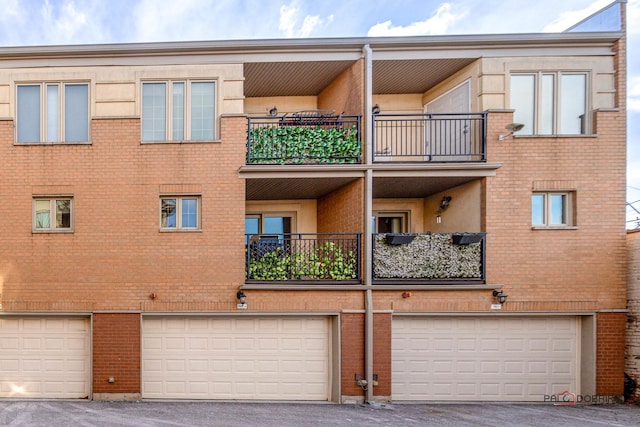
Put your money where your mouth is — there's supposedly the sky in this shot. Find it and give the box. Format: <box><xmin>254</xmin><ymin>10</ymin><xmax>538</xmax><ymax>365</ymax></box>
<box><xmin>0</xmin><ymin>0</ymin><xmax>638</xmax><ymax>227</ymax></box>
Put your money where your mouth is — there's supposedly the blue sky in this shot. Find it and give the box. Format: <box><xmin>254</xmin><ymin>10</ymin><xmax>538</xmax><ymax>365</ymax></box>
<box><xmin>0</xmin><ymin>0</ymin><xmax>638</xmax><ymax>227</ymax></box>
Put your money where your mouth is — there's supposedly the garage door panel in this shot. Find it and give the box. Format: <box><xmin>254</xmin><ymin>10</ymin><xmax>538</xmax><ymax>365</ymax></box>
<box><xmin>142</xmin><ymin>316</ymin><xmax>329</xmax><ymax>400</ymax></box>
<box><xmin>392</xmin><ymin>316</ymin><xmax>578</xmax><ymax>401</ymax></box>
<box><xmin>0</xmin><ymin>317</ymin><xmax>90</xmax><ymax>399</ymax></box>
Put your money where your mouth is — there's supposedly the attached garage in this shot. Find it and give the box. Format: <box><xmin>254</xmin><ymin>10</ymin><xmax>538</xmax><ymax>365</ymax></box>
<box><xmin>142</xmin><ymin>316</ymin><xmax>332</xmax><ymax>400</ymax></box>
<box><xmin>0</xmin><ymin>316</ymin><xmax>91</xmax><ymax>399</ymax></box>
<box><xmin>392</xmin><ymin>316</ymin><xmax>578</xmax><ymax>401</ymax></box>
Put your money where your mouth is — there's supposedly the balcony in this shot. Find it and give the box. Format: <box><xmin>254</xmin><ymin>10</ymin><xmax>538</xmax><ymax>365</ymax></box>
<box><xmin>372</xmin><ymin>232</ymin><xmax>485</xmax><ymax>283</ymax></box>
<box><xmin>246</xmin><ymin>233</ymin><xmax>361</xmax><ymax>283</ymax></box>
<box><xmin>372</xmin><ymin>113</ymin><xmax>487</xmax><ymax>162</ymax></box>
<box><xmin>247</xmin><ymin>111</ymin><xmax>361</xmax><ymax>165</ymax></box>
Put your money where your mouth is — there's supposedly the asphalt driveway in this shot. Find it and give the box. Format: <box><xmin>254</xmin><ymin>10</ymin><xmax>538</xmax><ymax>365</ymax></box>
<box><xmin>0</xmin><ymin>401</ymin><xmax>639</xmax><ymax>427</ymax></box>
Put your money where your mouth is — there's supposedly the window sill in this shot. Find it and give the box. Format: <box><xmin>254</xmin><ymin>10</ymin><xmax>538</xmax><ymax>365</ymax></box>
<box><xmin>514</xmin><ymin>134</ymin><xmax>597</xmax><ymax>139</ymax></box>
<box><xmin>15</xmin><ymin>141</ymin><xmax>91</xmax><ymax>146</ymax></box>
<box><xmin>531</xmin><ymin>226</ymin><xmax>578</xmax><ymax>230</ymax></box>
<box><xmin>32</xmin><ymin>230</ymin><xmax>74</xmax><ymax>234</ymax></box>
<box><xmin>159</xmin><ymin>229</ymin><xmax>202</xmax><ymax>233</ymax></box>
<box><xmin>141</xmin><ymin>140</ymin><xmax>221</xmax><ymax>145</ymax></box>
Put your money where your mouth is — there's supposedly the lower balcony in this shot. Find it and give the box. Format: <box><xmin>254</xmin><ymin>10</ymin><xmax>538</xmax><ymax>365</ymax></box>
<box><xmin>372</xmin><ymin>232</ymin><xmax>485</xmax><ymax>284</ymax></box>
<box><xmin>246</xmin><ymin>233</ymin><xmax>361</xmax><ymax>283</ymax></box>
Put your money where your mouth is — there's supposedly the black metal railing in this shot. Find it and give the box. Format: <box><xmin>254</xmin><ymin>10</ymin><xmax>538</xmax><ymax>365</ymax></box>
<box><xmin>247</xmin><ymin>113</ymin><xmax>361</xmax><ymax>164</ymax></box>
<box><xmin>372</xmin><ymin>113</ymin><xmax>487</xmax><ymax>162</ymax></box>
<box><xmin>246</xmin><ymin>233</ymin><xmax>361</xmax><ymax>281</ymax></box>
<box><xmin>372</xmin><ymin>232</ymin><xmax>485</xmax><ymax>282</ymax></box>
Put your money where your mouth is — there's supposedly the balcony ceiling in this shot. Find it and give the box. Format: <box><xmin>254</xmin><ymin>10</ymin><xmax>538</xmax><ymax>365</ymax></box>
<box><xmin>246</xmin><ymin>177</ymin><xmax>361</xmax><ymax>200</ymax></box>
<box><xmin>244</xmin><ymin>57</ymin><xmax>476</xmax><ymax>97</ymax></box>
<box><xmin>373</xmin><ymin>176</ymin><xmax>478</xmax><ymax>199</ymax></box>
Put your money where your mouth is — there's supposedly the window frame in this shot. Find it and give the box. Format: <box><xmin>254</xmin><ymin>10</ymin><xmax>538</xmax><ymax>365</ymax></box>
<box><xmin>16</xmin><ymin>82</ymin><xmax>90</xmax><ymax>144</ymax></box>
<box><xmin>531</xmin><ymin>191</ymin><xmax>576</xmax><ymax>228</ymax></box>
<box><xmin>159</xmin><ymin>196</ymin><xmax>201</xmax><ymax>231</ymax></box>
<box><xmin>510</xmin><ymin>71</ymin><xmax>589</xmax><ymax>136</ymax></box>
<box><xmin>141</xmin><ymin>79</ymin><xmax>217</xmax><ymax>142</ymax></box>
<box><xmin>32</xmin><ymin>197</ymin><xmax>74</xmax><ymax>233</ymax></box>
<box><xmin>373</xmin><ymin>211</ymin><xmax>409</xmax><ymax>233</ymax></box>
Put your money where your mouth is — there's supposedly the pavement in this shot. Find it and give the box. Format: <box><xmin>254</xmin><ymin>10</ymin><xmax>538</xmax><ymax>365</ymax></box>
<box><xmin>0</xmin><ymin>401</ymin><xmax>639</xmax><ymax>427</ymax></box>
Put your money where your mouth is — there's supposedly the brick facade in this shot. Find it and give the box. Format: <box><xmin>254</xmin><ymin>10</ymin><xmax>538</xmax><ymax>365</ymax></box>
<box><xmin>92</xmin><ymin>313</ymin><xmax>141</xmax><ymax>395</ymax></box>
<box><xmin>597</xmin><ymin>312</ymin><xmax>626</xmax><ymax>396</ymax></box>
<box><xmin>0</xmin><ymin>12</ymin><xmax>628</xmax><ymax>402</ymax></box>
<box><xmin>627</xmin><ymin>230</ymin><xmax>640</xmax><ymax>400</ymax></box>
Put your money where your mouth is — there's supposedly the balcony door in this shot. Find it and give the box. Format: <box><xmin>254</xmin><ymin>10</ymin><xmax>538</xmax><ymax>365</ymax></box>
<box><xmin>425</xmin><ymin>79</ymin><xmax>471</xmax><ymax>161</ymax></box>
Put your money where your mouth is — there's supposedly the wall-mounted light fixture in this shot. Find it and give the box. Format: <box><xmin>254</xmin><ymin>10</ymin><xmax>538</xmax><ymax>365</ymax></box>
<box><xmin>268</xmin><ymin>106</ymin><xmax>278</xmax><ymax>117</ymax></box>
<box><xmin>436</xmin><ymin>196</ymin><xmax>452</xmax><ymax>224</ymax></box>
<box><xmin>372</xmin><ymin>104</ymin><xmax>381</xmax><ymax>115</ymax></box>
<box><xmin>492</xmin><ymin>290</ymin><xmax>508</xmax><ymax>304</ymax></box>
<box><xmin>236</xmin><ymin>291</ymin><xmax>247</xmax><ymax>304</ymax></box>
<box><xmin>498</xmin><ymin>123</ymin><xmax>524</xmax><ymax>140</ymax></box>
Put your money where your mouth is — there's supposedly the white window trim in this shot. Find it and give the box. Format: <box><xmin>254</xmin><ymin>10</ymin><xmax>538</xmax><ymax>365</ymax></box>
<box><xmin>16</xmin><ymin>82</ymin><xmax>90</xmax><ymax>144</ymax></box>
<box><xmin>531</xmin><ymin>191</ymin><xmax>577</xmax><ymax>229</ymax></box>
<box><xmin>510</xmin><ymin>71</ymin><xmax>590</xmax><ymax>136</ymax></box>
<box><xmin>159</xmin><ymin>196</ymin><xmax>201</xmax><ymax>232</ymax></box>
<box><xmin>32</xmin><ymin>197</ymin><xmax>74</xmax><ymax>233</ymax></box>
<box><xmin>141</xmin><ymin>79</ymin><xmax>217</xmax><ymax>143</ymax></box>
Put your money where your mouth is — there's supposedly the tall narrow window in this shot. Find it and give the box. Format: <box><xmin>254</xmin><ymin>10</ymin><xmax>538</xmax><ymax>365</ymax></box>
<box><xmin>510</xmin><ymin>72</ymin><xmax>587</xmax><ymax>135</ymax></box>
<box><xmin>17</xmin><ymin>82</ymin><xmax>89</xmax><ymax>143</ymax></box>
<box><xmin>142</xmin><ymin>80</ymin><xmax>216</xmax><ymax>142</ymax></box>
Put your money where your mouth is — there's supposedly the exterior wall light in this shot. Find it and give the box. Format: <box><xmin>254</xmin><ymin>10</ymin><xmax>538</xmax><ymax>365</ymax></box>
<box><xmin>498</xmin><ymin>122</ymin><xmax>524</xmax><ymax>140</ymax></box>
<box><xmin>236</xmin><ymin>291</ymin><xmax>247</xmax><ymax>304</ymax></box>
<box><xmin>268</xmin><ymin>106</ymin><xmax>278</xmax><ymax>116</ymax></box>
<box><xmin>372</xmin><ymin>104</ymin><xmax>381</xmax><ymax>115</ymax></box>
<box><xmin>493</xmin><ymin>290</ymin><xmax>508</xmax><ymax>304</ymax></box>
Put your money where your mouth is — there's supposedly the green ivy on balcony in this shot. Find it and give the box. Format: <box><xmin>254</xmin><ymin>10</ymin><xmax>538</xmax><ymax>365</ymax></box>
<box><xmin>247</xmin><ymin>242</ymin><xmax>358</xmax><ymax>281</ymax></box>
<box><xmin>373</xmin><ymin>233</ymin><xmax>483</xmax><ymax>279</ymax></box>
<box><xmin>248</xmin><ymin>125</ymin><xmax>360</xmax><ymax>164</ymax></box>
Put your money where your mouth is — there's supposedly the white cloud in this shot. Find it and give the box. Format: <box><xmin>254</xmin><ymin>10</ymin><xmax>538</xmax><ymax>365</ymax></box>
<box><xmin>278</xmin><ymin>1</ymin><xmax>333</xmax><ymax>38</ymax></box>
<box><xmin>628</xmin><ymin>0</ymin><xmax>640</xmax><ymax>36</ymax></box>
<box><xmin>629</xmin><ymin>76</ymin><xmax>640</xmax><ymax>112</ymax></box>
<box><xmin>367</xmin><ymin>3</ymin><xmax>466</xmax><ymax>37</ymax></box>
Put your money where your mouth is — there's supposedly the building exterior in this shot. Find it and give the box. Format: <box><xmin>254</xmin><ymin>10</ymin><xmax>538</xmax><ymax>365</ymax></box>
<box><xmin>627</xmin><ymin>229</ymin><xmax>640</xmax><ymax>401</ymax></box>
<box><xmin>0</xmin><ymin>2</ymin><xmax>628</xmax><ymax>402</ymax></box>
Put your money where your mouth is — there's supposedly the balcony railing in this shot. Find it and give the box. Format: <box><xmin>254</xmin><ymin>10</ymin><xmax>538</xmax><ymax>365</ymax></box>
<box><xmin>372</xmin><ymin>113</ymin><xmax>487</xmax><ymax>162</ymax></box>
<box><xmin>246</xmin><ymin>233</ymin><xmax>361</xmax><ymax>282</ymax></box>
<box><xmin>247</xmin><ymin>111</ymin><xmax>361</xmax><ymax>164</ymax></box>
<box><xmin>372</xmin><ymin>232</ymin><xmax>485</xmax><ymax>283</ymax></box>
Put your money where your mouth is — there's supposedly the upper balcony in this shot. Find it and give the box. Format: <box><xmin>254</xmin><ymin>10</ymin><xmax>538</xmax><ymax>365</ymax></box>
<box><xmin>372</xmin><ymin>112</ymin><xmax>487</xmax><ymax>163</ymax></box>
<box><xmin>246</xmin><ymin>110</ymin><xmax>361</xmax><ymax>165</ymax></box>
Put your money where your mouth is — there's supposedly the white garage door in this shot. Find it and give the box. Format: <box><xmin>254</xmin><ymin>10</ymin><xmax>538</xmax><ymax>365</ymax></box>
<box><xmin>142</xmin><ymin>316</ymin><xmax>330</xmax><ymax>400</ymax></box>
<box><xmin>0</xmin><ymin>316</ymin><xmax>90</xmax><ymax>399</ymax></box>
<box><xmin>392</xmin><ymin>316</ymin><xmax>578</xmax><ymax>401</ymax></box>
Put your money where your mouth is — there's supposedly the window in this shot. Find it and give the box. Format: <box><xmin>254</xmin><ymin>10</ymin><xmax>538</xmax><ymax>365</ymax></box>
<box><xmin>532</xmin><ymin>192</ymin><xmax>575</xmax><ymax>227</ymax></box>
<box><xmin>142</xmin><ymin>81</ymin><xmax>216</xmax><ymax>142</ymax></box>
<box><xmin>33</xmin><ymin>198</ymin><xmax>73</xmax><ymax>231</ymax></box>
<box><xmin>511</xmin><ymin>72</ymin><xmax>587</xmax><ymax>135</ymax></box>
<box><xmin>17</xmin><ymin>83</ymin><xmax>89</xmax><ymax>143</ymax></box>
<box><xmin>373</xmin><ymin>212</ymin><xmax>408</xmax><ymax>233</ymax></box>
<box><xmin>160</xmin><ymin>196</ymin><xmax>200</xmax><ymax>230</ymax></box>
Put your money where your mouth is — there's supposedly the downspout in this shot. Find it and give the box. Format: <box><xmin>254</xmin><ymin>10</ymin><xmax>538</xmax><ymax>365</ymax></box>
<box><xmin>362</xmin><ymin>43</ymin><xmax>374</xmax><ymax>404</ymax></box>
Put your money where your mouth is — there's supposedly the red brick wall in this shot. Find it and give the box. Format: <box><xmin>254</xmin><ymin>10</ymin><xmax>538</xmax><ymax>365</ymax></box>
<box><xmin>93</xmin><ymin>313</ymin><xmax>140</xmax><ymax>393</ymax></box>
<box><xmin>626</xmin><ymin>230</ymin><xmax>640</xmax><ymax>401</ymax></box>
<box><xmin>0</xmin><ymin>116</ymin><xmax>246</xmax><ymax>312</ymax></box>
<box><xmin>597</xmin><ymin>311</ymin><xmax>626</xmax><ymax>396</ymax></box>
<box><xmin>318</xmin><ymin>59</ymin><xmax>364</xmax><ymax>116</ymax></box>
<box><xmin>373</xmin><ymin>313</ymin><xmax>391</xmax><ymax>396</ymax></box>
<box><xmin>341</xmin><ymin>312</ymin><xmax>365</xmax><ymax>397</ymax></box>
<box><xmin>317</xmin><ymin>179</ymin><xmax>364</xmax><ymax>233</ymax></box>
<box><xmin>484</xmin><ymin>110</ymin><xmax>627</xmax><ymax>312</ymax></box>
